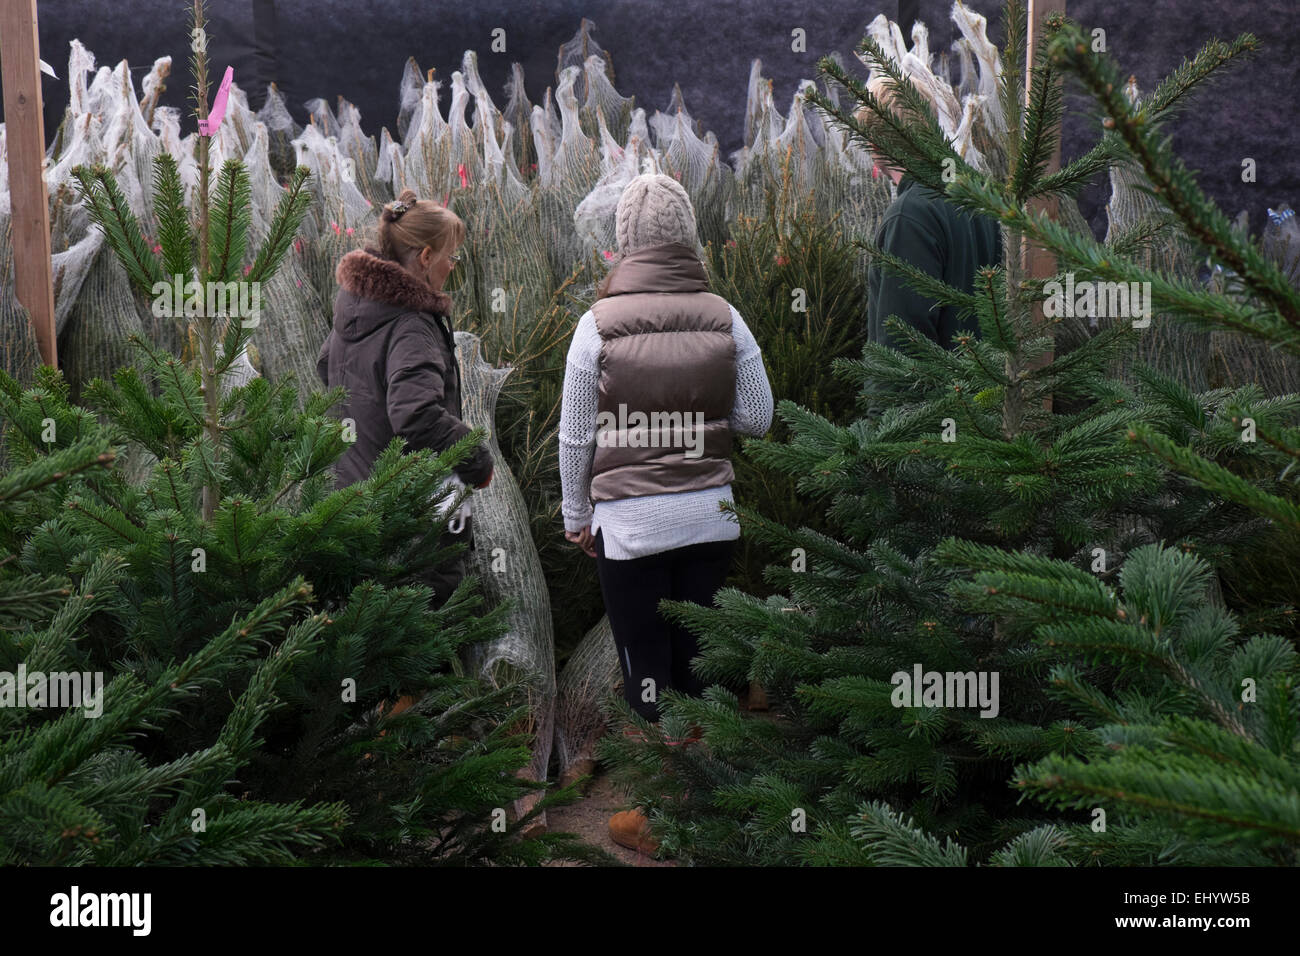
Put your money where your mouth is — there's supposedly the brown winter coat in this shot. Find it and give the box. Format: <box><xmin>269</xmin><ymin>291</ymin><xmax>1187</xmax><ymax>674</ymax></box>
<box><xmin>316</xmin><ymin>246</ymin><xmax>493</xmax><ymax>489</ymax></box>
<box><xmin>588</xmin><ymin>241</ymin><xmax>736</xmax><ymax>502</ymax></box>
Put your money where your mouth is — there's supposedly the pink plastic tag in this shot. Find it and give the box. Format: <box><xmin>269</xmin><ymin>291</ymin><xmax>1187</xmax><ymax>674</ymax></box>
<box><xmin>198</xmin><ymin>66</ymin><xmax>234</xmax><ymax>136</ymax></box>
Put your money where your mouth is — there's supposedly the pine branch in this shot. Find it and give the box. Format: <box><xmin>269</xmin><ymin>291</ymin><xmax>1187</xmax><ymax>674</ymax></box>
<box><xmin>245</xmin><ymin>165</ymin><xmax>314</xmax><ymax>286</ymax></box>
<box><xmin>1011</xmin><ymin>13</ymin><xmax>1067</xmax><ymax>204</ymax></box>
<box><xmin>206</xmin><ymin>159</ymin><xmax>252</xmax><ymax>284</ymax></box>
<box><xmin>1047</xmin><ymin>25</ymin><xmax>1300</xmax><ymax>333</ymax></box>
<box><xmin>854</xmin><ymin>238</ymin><xmax>986</xmax><ymax>317</ymax></box>
<box><xmin>947</xmin><ymin>172</ymin><xmax>1297</xmax><ymax>349</ymax></box>
<box><xmin>849</xmin><ymin>799</ymin><xmax>969</xmax><ymax>866</ymax></box>
<box><xmin>1129</xmin><ymin>425</ymin><xmax>1300</xmax><ymax>532</ymax></box>
<box><xmin>1018</xmin><ymin>749</ymin><xmax>1300</xmax><ymax>843</ymax></box>
<box><xmin>998</xmin><ymin>0</ymin><xmax>1028</xmax><ymax>153</ymax></box>
<box><xmin>69</xmin><ymin>164</ymin><xmax>167</xmax><ymax>295</ymax></box>
<box><xmin>1025</xmin><ymin>137</ymin><xmax>1125</xmax><ymax>200</ymax></box>
<box><xmin>0</xmin><ymin>440</ymin><xmax>115</xmax><ymax>505</ymax></box>
<box><xmin>1146</xmin><ymin>33</ymin><xmax>1260</xmax><ymax>123</ymax></box>
<box><xmin>151</xmin><ymin>151</ymin><xmax>197</xmax><ymax>284</ymax></box>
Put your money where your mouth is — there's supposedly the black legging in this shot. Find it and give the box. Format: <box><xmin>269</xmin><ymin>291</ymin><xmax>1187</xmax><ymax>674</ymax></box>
<box><xmin>594</xmin><ymin>528</ymin><xmax>736</xmax><ymax>721</ymax></box>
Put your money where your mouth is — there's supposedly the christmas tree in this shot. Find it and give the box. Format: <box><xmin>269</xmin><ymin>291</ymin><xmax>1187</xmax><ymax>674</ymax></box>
<box><xmin>920</xmin><ymin>14</ymin><xmax>1300</xmax><ymax>866</ymax></box>
<box><xmin>0</xmin><ymin>354</ymin><xmax>606</xmax><ymax>864</ymax></box>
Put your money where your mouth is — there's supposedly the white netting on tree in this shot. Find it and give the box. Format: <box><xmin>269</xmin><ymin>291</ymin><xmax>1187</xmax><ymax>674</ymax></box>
<box><xmin>139</xmin><ymin>55</ymin><xmax>172</xmax><ymax>125</ymax></box>
<box><xmin>304</xmin><ymin>96</ymin><xmax>340</xmax><ymax>138</ymax></box>
<box><xmin>58</xmin><ymin>234</ymin><xmax>148</xmax><ymax>400</ymax></box>
<box><xmin>65</xmin><ymin>39</ymin><xmax>98</xmax><ymax>116</ymax></box>
<box><xmin>242</xmin><ymin>123</ymin><xmax>286</xmax><ymax>245</ymax></box>
<box><xmin>373</xmin><ymin>125</ymin><xmax>400</xmax><ymax>190</ymax></box>
<box><xmin>447</xmin><ymin>69</ymin><xmax>484</xmax><ymax>193</ymax></box>
<box><xmin>502</xmin><ymin>62</ymin><xmax>535</xmax><ymax>177</ymax></box>
<box><xmin>455</xmin><ymin>331</ymin><xmax>557</xmax><ymax>798</ymax></box>
<box><xmin>656</xmin><ymin>87</ymin><xmax>735</xmax><ymax>248</ymax></box>
<box><xmin>948</xmin><ymin>5</ymin><xmax>1006</xmax><ymax>175</ymax></box>
<box><xmin>395</xmin><ymin>57</ymin><xmax>425</xmax><ymax>143</ymax></box>
<box><xmin>83</xmin><ymin>63</ymin><xmax>116</xmax><ymax>119</ymax></box>
<box><xmin>99</xmin><ymin>59</ymin><xmax>163</xmax><ymax>225</ymax></box>
<box><xmin>475</xmin><ymin>100</ymin><xmax>528</xmax><ymax>207</ymax></box>
<box><xmin>733</xmin><ymin>60</ymin><xmax>787</xmax><ymax>216</ymax></box>
<box><xmin>572</xmin><ymin>112</ymin><xmax>657</xmax><ymax>258</ymax></box>
<box><xmin>256</xmin><ymin>242</ymin><xmax>332</xmax><ymax>396</ymax></box>
<box><xmin>291</xmin><ymin>121</ymin><xmax>374</xmax><ymax>233</ymax></box>
<box><xmin>556</xmin><ymin>17</ymin><xmax>612</xmax><ymax>101</ymax></box>
<box><xmin>536</xmin><ymin>67</ymin><xmax>600</xmax><ymax>280</ymax></box>
<box><xmin>451</xmin><ymin>77</ymin><xmax>541</xmax><ymax>329</ymax></box>
<box><xmin>334</xmin><ymin>96</ymin><xmax>385</xmax><ymax>206</ymax></box>
<box><xmin>580</xmin><ymin>55</ymin><xmax>633</xmax><ymax>145</ymax></box>
<box><xmin>51</xmin><ymin>230</ymin><xmax>106</xmax><ymax>343</ymax></box>
<box><xmin>46</xmin><ymin>111</ymin><xmax>105</xmax><ymax>249</ymax></box>
<box><xmin>0</xmin><ymin>209</ymin><xmax>44</xmax><ymax>389</ymax></box>
<box><xmin>391</xmin><ymin>78</ymin><xmax>453</xmax><ymax>200</ymax></box>
<box><xmin>554</xmin><ymin>615</ymin><xmax>619</xmax><ymax>779</ymax></box>
<box><xmin>529</xmin><ymin>87</ymin><xmax>561</xmax><ymax>187</ymax></box>
<box><xmin>255</xmin><ymin>81</ymin><xmax>300</xmax><ymax>181</ymax></box>
<box><xmin>291</xmin><ymin>122</ymin><xmax>367</xmax><ymax>344</ymax></box>
<box><xmin>462</xmin><ymin>50</ymin><xmax>500</xmax><ymax>131</ymax></box>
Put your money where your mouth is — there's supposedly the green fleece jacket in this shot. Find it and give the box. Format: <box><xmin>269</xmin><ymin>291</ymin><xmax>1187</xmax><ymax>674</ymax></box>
<box><xmin>867</xmin><ymin>174</ymin><xmax>1002</xmax><ymax>349</ymax></box>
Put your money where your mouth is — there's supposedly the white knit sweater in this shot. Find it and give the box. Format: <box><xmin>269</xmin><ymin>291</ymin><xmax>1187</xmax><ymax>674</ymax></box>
<box><xmin>559</xmin><ymin>304</ymin><xmax>774</xmax><ymax>560</ymax></box>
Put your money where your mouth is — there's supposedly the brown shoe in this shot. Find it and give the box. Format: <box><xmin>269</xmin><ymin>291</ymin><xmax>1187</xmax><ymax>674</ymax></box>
<box><xmin>608</xmin><ymin>809</ymin><xmax>659</xmax><ymax>854</ymax></box>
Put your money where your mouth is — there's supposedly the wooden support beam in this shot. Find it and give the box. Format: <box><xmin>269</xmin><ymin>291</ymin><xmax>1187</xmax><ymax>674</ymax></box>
<box><xmin>0</xmin><ymin>0</ymin><xmax>57</xmax><ymax>367</ymax></box>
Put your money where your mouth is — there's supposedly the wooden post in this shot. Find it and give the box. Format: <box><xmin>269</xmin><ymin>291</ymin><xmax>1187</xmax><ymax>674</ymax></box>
<box><xmin>1023</xmin><ymin>0</ymin><xmax>1066</xmax><ymax>405</ymax></box>
<box><xmin>0</xmin><ymin>0</ymin><xmax>57</xmax><ymax>367</ymax></box>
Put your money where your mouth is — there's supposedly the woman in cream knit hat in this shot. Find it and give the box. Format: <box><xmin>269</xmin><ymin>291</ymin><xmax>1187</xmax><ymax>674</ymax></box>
<box><xmin>559</xmin><ymin>173</ymin><xmax>774</xmax><ymax>853</ymax></box>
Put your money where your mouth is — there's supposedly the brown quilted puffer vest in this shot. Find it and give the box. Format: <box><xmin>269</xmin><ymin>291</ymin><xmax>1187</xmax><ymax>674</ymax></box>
<box><xmin>589</xmin><ymin>241</ymin><xmax>735</xmax><ymax>502</ymax></box>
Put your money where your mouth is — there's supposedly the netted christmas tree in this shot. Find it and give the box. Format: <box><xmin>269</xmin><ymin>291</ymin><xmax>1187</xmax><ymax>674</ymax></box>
<box><xmin>597</xmin><ymin>0</ymin><xmax>1291</xmax><ymax>865</ymax></box>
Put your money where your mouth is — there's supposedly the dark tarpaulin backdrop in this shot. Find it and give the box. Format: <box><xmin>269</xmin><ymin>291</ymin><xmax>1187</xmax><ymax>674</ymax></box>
<box><xmin>11</xmin><ymin>0</ymin><xmax>1300</xmax><ymax>235</ymax></box>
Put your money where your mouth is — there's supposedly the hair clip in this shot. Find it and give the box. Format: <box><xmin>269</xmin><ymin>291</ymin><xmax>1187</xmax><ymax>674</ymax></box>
<box><xmin>390</xmin><ymin>200</ymin><xmax>411</xmax><ymax>217</ymax></box>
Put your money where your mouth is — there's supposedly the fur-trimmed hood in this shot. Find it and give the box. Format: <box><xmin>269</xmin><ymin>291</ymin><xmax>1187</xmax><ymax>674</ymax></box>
<box><xmin>318</xmin><ymin>246</ymin><xmax>492</xmax><ymax>490</ymax></box>
<box><xmin>333</xmin><ymin>245</ymin><xmax>452</xmax><ymax>342</ymax></box>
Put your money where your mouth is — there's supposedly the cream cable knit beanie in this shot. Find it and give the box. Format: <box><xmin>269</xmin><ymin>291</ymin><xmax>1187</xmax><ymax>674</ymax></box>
<box><xmin>614</xmin><ymin>173</ymin><xmax>699</xmax><ymax>254</ymax></box>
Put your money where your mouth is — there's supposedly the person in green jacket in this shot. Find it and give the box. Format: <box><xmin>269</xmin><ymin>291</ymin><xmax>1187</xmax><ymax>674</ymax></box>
<box><xmin>860</xmin><ymin>76</ymin><xmax>1002</xmax><ymax>349</ymax></box>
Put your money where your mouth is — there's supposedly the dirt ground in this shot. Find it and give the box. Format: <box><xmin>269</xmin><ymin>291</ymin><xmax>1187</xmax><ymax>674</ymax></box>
<box><xmin>540</xmin><ymin>685</ymin><xmax>772</xmax><ymax>865</ymax></box>
<box><xmin>544</xmin><ymin>770</ymin><xmax>677</xmax><ymax>867</ymax></box>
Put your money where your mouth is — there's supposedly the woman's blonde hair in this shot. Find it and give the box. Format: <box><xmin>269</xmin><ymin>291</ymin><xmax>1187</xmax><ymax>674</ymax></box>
<box><xmin>376</xmin><ymin>188</ymin><xmax>466</xmax><ymax>265</ymax></box>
